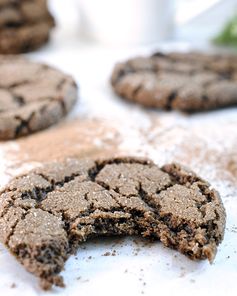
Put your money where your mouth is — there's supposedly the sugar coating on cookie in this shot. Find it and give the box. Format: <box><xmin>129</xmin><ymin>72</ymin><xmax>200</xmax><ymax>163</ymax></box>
<box><xmin>111</xmin><ymin>52</ymin><xmax>237</xmax><ymax>112</ymax></box>
<box><xmin>0</xmin><ymin>56</ymin><xmax>78</xmax><ymax>140</ymax></box>
<box><xmin>0</xmin><ymin>157</ymin><xmax>226</xmax><ymax>289</ymax></box>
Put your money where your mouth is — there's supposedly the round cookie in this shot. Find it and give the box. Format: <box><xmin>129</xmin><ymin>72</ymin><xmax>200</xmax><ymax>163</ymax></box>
<box><xmin>0</xmin><ymin>56</ymin><xmax>78</xmax><ymax>140</ymax></box>
<box><xmin>111</xmin><ymin>52</ymin><xmax>237</xmax><ymax>112</ymax></box>
<box><xmin>0</xmin><ymin>157</ymin><xmax>226</xmax><ymax>289</ymax></box>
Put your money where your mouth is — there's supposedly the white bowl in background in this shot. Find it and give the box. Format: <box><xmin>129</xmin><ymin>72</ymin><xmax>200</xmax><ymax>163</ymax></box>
<box><xmin>78</xmin><ymin>0</ymin><xmax>174</xmax><ymax>46</ymax></box>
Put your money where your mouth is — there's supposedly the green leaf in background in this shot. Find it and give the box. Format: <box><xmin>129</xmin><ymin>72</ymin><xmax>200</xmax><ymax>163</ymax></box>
<box><xmin>213</xmin><ymin>14</ymin><xmax>237</xmax><ymax>47</ymax></box>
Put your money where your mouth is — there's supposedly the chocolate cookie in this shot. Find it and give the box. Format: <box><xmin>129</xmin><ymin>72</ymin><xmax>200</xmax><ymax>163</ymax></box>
<box><xmin>111</xmin><ymin>52</ymin><xmax>237</xmax><ymax>112</ymax></box>
<box><xmin>0</xmin><ymin>157</ymin><xmax>226</xmax><ymax>289</ymax></box>
<box><xmin>0</xmin><ymin>0</ymin><xmax>53</xmax><ymax>28</ymax></box>
<box><xmin>0</xmin><ymin>56</ymin><xmax>78</xmax><ymax>140</ymax></box>
<box><xmin>0</xmin><ymin>21</ymin><xmax>53</xmax><ymax>54</ymax></box>
<box><xmin>0</xmin><ymin>0</ymin><xmax>54</xmax><ymax>53</ymax></box>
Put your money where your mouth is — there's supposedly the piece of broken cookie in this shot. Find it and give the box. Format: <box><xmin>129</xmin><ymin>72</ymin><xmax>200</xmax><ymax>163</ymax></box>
<box><xmin>0</xmin><ymin>157</ymin><xmax>226</xmax><ymax>289</ymax></box>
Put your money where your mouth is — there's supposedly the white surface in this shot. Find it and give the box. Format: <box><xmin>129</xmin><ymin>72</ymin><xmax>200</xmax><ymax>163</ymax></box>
<box><xmin>0</xmin><ymin>2</ymin><xmax>237</xmax><ymax>296</ymax></box>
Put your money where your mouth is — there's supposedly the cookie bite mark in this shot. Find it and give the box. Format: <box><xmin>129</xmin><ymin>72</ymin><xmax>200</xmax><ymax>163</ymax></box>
<box><xmin>0</xmin><ymin>157</ymin><xmax>226</xmax><ymax>289</ymax></box>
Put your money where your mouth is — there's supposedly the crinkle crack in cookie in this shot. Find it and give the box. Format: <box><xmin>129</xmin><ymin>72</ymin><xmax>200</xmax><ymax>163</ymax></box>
<box><xmin>0</xmin><ymin>157</ymin><xmax>226</xmax><ymax>289</ymax></box>
<box><xmin>111</xmin><ymin>52</ymin><xmax>237</xmax><ymax>112</ymax></box>
<box><xmin>0</xmin><ymin>56</ymin><xmax>78</xmax><ymax>140</ymax></box>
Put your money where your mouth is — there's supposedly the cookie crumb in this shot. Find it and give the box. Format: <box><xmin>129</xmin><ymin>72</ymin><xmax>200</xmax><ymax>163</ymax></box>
<box><xmin>82</xmin><ymin>279</ymin><xmax>89</xmax><ymax>283</ymax></box>
<box><xmin>179</xmin><ymin>271</ymin><xmax>186</xmax><ymax>278</ymax></box>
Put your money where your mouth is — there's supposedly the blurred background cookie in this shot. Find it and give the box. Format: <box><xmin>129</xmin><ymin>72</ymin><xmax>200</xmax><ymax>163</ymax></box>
<box><xmin>0</xmin><ymin>56</ymin><xmax>78</xmax><ymax>140</ymax></box>
<box><xmin>0</xmin><ymin>0</ymin><xmax>54</xmax><ymax>53</ymax></box>
<box><xmin>111</xmin><ymin>52</ymin><xmax>237</xmax><ymax>112</ymax></box>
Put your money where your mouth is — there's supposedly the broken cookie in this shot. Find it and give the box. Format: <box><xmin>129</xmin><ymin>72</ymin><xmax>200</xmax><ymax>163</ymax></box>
<box><xmin>0</xmin><ymin>56</ymin><xmax>78</xmax><ymax>140</ymax></box>
<box><xmin>0</xmin><ymin>157</ymin><xmax>226</xmax><ymax>289</ymax></box>
<box><xmin>111</xmin><ymin>52</ymin><xmax>237</xmax><ymax>112</ymax></box>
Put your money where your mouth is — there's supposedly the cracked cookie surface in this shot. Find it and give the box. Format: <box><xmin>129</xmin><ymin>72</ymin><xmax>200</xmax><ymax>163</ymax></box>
<box><xmin>111</xmin><ymin>52</ymin><xmax>237</xmax><ymax>112</ymax></box>
<box><xmin>0</xmin><ymin>56</ymin><xmax>78</xmax><ymax>140</ymax></box>
<box><xmin>0</xmin><ymin>157</ymin><xmax>226</xmax><ymax>289</ymax></box>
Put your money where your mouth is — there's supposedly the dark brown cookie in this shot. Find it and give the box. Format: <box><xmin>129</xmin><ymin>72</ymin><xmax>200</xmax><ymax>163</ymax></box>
<box><xmin>111</xmin><ymin>52</ymin><xmax>237</xmax><ymax>112</ymax></box>
<box><xmin>0</xmin><ymin>157</ymin><xmax>226</xmax><ymax>289</ymax></box>
<box><xmin>0</xmin><ymin>0</ymin><xmax>53</xmax><ymax>28</ymax></box>
<box><xmin>0</xmin><ymin>21</ymin><xmax>54</xmax><ymax>54</ymax></box>
<box><xmin>0</xmin><ymin>0</ymin><xmax>54</xmax><ymax>53</ymax></box>
<box><xmin>0</xmin><ymin>56</ymin><xmax>78</xmax><ymax>140</ymax></box>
